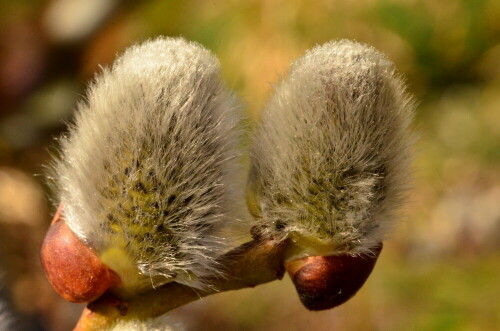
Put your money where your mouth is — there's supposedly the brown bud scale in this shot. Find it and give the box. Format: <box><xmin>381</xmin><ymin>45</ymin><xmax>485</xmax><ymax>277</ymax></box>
<box><xmin>40</xmin><ymin>206</ymin><xmax>121</xmax><ymax>303</ymax></box>
<box><xmin>286</xmin><ymin>244</ymin><xmax>382</xmax><ymax>310</ymax></box>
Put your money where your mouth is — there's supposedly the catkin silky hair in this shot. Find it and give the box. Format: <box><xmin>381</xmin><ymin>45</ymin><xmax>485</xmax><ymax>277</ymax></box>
<box><xmin>109</xmin><ymin>315</ymin><xmax>184</xmax><ymax>331</ymax></box>
<box><xmin>248</xmin><ymin>40</ymin><xmax>415</xmax><ymax>259</ymax></box>
<box><xmin>50</xmin><ymin>37</ymin><xmax>244</xmax><ymax>293</ymax></box>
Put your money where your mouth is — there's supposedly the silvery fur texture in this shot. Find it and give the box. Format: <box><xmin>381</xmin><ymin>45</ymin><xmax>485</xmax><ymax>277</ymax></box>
<box><xmin>249</xmin><ymin>40</ymin><xmax>415</xmax><ymax>256</ymax></box>
<box><xmin>109</xmin><ymin>315</ymin><xmax>184</xmax><ymax>331</ymax></box>
<box><xmin>53</xmin><ymin>37</ymin><xmax>244</xmax><ymax>289</ymax></box>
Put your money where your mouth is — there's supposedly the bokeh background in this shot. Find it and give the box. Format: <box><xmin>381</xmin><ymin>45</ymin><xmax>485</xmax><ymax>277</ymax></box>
<box><xmin>0</xmin><ymin>0</ymin><xmax>499</xmax><ymax>330</ymax></box>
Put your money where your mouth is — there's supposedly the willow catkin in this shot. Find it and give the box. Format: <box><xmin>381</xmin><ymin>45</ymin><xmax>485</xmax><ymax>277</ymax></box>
<box><xmin>52</xmin><ymin>37</ymin><xmax>244</xmax><ymax>292</ymax></box>
<box><xmin>109</xmin><ymin>315</ymin><xmax>184</xmax><ymax>331</ymax></box>
<box><xmin>248</xmin><ymin>40</ymin><xmax>415</xmax><ymax>260</ymax></box>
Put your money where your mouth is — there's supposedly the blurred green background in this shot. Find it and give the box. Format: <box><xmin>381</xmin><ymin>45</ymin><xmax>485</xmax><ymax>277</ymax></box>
<box><xmin>0</xmin><ymin>0</ymin><xmax>499</xmax><ymax>330</ymax></box>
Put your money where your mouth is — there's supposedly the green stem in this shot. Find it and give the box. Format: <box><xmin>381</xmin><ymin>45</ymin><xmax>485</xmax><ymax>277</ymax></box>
<box><xmin>74</xmin><ymin>238</ymin><xmax>288</xmax><ymax>330</ymax></box>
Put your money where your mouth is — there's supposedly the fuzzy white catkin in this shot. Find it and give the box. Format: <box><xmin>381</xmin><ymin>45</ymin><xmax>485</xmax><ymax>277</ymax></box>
<box><xmin>248</xmin><ymin>40</ymin><xmax>415</xmax><ymax>258</ymax></box>
<box><xmin>109</xmin><ymin>315</ymin><xmax>184</xmax><ymax>331</ymax></box>
<box><xmin>53</xmin><ymin>37</ymin><xmax>245</xmax><ymax>291</ymax></box>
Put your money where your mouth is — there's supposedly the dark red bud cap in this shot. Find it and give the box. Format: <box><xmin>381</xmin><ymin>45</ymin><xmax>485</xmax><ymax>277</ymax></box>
<box><xmin>40</xmin><ymin>205</ymin><xmax>121</xmax><ymax>303</ymax></box>
<box><xmin>286</xmin><ymin>243</ymin><xmax>382</xmax><ymax>311</ymax></box>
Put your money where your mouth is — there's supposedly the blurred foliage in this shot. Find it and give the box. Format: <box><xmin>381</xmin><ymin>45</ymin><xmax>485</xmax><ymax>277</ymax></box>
<box><xmin>0</xmin><ymin>0</ymin><xmax>499</xmax><ymax>330</ymax></box>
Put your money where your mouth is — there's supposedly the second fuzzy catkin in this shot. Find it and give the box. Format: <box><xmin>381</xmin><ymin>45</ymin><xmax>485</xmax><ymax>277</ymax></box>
<box><xmin>53</xmin><ymin>37</ymin><xmax>244</xmax><ymax>293</ymax></box>
<box><xmin>248</xmin><ymin>40</ymin><xmax>415</xmax><ymax>259</ymax></box>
